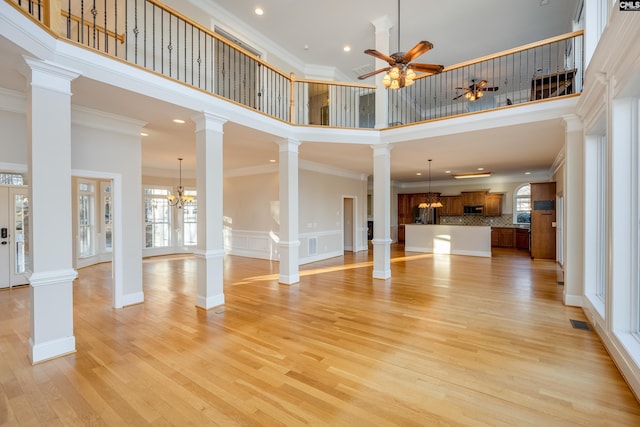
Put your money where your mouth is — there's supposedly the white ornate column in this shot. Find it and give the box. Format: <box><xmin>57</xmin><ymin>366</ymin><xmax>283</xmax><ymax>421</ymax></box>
<box><xmin>561</xmin><ymin>114</ymin><xmax>584</xmax><ymax>307</ymax></box>
<box><xmin>278</xmin><ymin>138</ymin><xmax>300</xmax><ymax>285</ymax></box>
<box><xmin>372</xmin><ymin>144</ymin><xmax>392</xmax><ymax>279</ymax></box>
<box><xmin>22</xmin><ymin>57</ymin><xmax>80</xmax><ymax>363</ymax></box>
<box><xmin>193</xmin><ymin>112</ymin><xmax>227</xmax><ymax>309</ymax></box>
<box><xmin>371</xmin><ymin>16</ymin><xmax>392</xmax><ymax>129</ymax></box>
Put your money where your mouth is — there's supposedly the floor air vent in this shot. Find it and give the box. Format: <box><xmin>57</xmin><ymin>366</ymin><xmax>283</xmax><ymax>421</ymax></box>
<box><xmin>570</xmin><ymin>319</ymin><xmax>591</xmax><ymax>331</ymax></box>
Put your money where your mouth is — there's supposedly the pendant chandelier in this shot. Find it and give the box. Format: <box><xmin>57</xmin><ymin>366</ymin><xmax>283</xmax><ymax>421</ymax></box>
<box><xmin>420</xmin><ymin>159</ymin><xmax>442</xmax><ymax>209</ymax></box>
<box><xmin>167</xmin><ymin>157</ymin><xmax>194</xmax><ymax>209</ymax></box>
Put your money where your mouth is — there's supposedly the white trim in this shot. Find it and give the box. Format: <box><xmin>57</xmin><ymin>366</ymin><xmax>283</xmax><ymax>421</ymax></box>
<box><xmin>196</xmin><ymin>293</ymin><xmax>225</xmax><ymax>310</ymax></box>
<box><xmin>29</xmin><ymin>336</ymin><xmax>76</xmax><ymax>364</ymax></box>
<box><xmin>122</xmin><ymin>291</ymin><xmax>145</xmax><ymax>307</ymax></box>
<box><xmin>73</xmin><ymin>169</ymin><xmax>125</xmax><ymax>309</ymax></box>
<box><xmin>28</xmin><ymin>268</ymin><xmax>77</xmax><ymax>287</ymax></box>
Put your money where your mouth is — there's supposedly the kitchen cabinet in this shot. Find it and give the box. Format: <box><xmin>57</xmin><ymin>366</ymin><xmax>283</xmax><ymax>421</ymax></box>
<box><xmin>491</xmin><ymin>227</ymin><xmax>515</xmax><ymax>248</ymax></box>
<box><xmin>461</xmin><ymin>191</ymin><xmax>486</xmax><ymax>206</ymax></box>
<box><xmin>516</xmin><ymin>228</ymin><xmax>530</xmax><ymax>251</ymax></box>
<box><xmin>397</xmin><ymin>194</ymin><xmax>412</xmax><ymax>226</ymax></box>
<box><xmin>440</xmin><ymin>196</ymin><xmax>463</xmax><ymax>216</ymax></box>
<box><xmin>484</xmin><ymin>193</ymin><xmax>503</xmax><ymax>217</ymax></box>
<box><xmin>530</xmin><ymin>182</ymin><xmax>556</xmax><ymax>259</ymax></box>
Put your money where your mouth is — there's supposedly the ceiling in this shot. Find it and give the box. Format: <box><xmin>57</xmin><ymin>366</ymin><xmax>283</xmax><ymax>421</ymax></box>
<box><xmin>0</xmin><ymin>0</ymin><xmax>581</xmax><ymax>183</ymax></box>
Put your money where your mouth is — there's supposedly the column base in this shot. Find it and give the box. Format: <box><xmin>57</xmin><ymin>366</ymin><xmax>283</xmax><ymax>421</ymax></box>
<box><xmin>122</xmin><ymin>291</ymin><xmax>145</xmax><ymax>307</ymax></box>
<box><xmin>278</xmin><ymin>273</ymin><xmax>300</xmax><ymax>285</ymax></box>
<box><xmin>196</xmin><ymin>294</ymin><xmax>225</xmax><ymax>310</ymax></box>
<box><xmin>29</xmin><ymin>336</ymin><xmax>76</xmax><ymax>364</ymax></box>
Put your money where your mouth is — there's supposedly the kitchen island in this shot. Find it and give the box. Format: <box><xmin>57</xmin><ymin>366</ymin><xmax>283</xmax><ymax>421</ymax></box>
<box><xmin>404</xmin><ymin>224</ymin><xmax>492</xmax><ymax>257</ymax></box>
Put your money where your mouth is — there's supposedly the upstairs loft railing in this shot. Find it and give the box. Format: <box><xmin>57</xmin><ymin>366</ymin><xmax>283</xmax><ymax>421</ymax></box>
<box><xmin>388</xmin><ymin>31</ymin><xmax>583</xmax><ymax>127</ymax></box>
<box><xmin>8</xmin><ymin>0</ymin><xmax>583</xmax><ymax>130</ymax></box>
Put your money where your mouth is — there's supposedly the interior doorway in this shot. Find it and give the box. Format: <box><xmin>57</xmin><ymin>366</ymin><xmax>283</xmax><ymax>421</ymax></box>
<box><xmin>343</xmin><ymin>197</ymin><xmax>356</xmax><ymax>252</ymax></box>
<box><xmin>0</xmin><ymin>185</ymin><xmax>29</xmax><ymax>288</ymax></box>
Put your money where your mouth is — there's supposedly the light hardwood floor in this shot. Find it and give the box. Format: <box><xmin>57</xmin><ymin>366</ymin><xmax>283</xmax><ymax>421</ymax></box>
<box><xmin>1</xmin><ymin>246</ymin><xmax>639</xmax><ymax>426</ymax></box>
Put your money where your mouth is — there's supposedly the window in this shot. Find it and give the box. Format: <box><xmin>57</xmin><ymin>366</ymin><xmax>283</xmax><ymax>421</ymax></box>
<box><xmin>183</xmin><ymin>190</ymin><xmax>197</xmax><ymax>246</ymax></box>
<box><xmin>78</xmin><ymin>181</ymin><xmax>96</xmax><ymax>258</ymax></box>
<box><xmin>514</xmin><ymin>184</ymin><xmax>531</xmax><ymax>224</ymax></box>
<box><xmin>0</xmin><ymin>172</ymin><xmax>24</xmax><ymax>185</ymax></box>
<box><xmin>144</xmin><ymin>188</ymin><xmax>171</xmax><ymax>248</ymax></box>
<box><xmin>595</xmin><ymin>135</ymin><xmax>607</xmax><ymax>303</ymax></box>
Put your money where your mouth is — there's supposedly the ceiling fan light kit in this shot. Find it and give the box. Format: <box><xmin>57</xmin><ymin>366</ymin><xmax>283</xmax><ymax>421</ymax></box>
<box><xmin>358</xmin><ymin>0</ymin><xmax>443</xmax><ymax>89</ymax></box>
<box><xmin>454</xmin><ymin>79</ymin><xmax>498</xmax><ymax>102</ymax></box>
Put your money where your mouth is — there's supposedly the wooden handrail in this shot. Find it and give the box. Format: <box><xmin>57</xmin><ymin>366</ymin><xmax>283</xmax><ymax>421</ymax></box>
<box><xmin>61</xmin><ymin>9</ymin><xmax>125</xmax><ymax>44</ymax></box>
<box><xmin>421</xmin><ymin>30</ymin><xmax>585</xmax><ymax>78</ymax></box>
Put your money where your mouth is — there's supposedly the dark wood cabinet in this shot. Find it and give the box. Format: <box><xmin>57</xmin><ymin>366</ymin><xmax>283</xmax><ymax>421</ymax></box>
<box><xmin>397</xmin><ymin>192</ymin><xmax>441</xmax><ymax>242</ymax></box>
<box><xmin>516</xmin><ymin>228</ymin><xmax>530</xmax><ymax>251</ymax></box>
<box><xmin>530</xmin><ymin>182</ymin><xmax>556</xmax><ymax>259</ymax></box>
<box><xmin>440</xmin><ymin>195</ymin><xmax>463</xmax><ymax>216</ymax></box>
<box><xmin>461</xmin><ymin>191</ymin><xmax>486</xmax><ymax>206</ymax></box>
<box><xmin>484</xmin><ymin>193</ymin><xmax>502</xmax><ymax>217</ymax></box>
<box><xmin>491</xmin><ymin>227</ymin><xmax>515</xmax><ymax>248</ymax></box>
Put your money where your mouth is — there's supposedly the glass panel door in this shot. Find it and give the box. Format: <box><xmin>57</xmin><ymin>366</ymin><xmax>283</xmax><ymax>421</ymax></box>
<box><xmin>11</xmin><ymin>187</ymin><xmax>29</xmax><ymax>286</ymax></box>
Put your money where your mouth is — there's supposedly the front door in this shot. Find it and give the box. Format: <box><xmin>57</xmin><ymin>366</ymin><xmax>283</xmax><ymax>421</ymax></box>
<box><xmin>0</xmin><ymin>186</ymin><xmax>29</xmax><ymax>288</ymax></box>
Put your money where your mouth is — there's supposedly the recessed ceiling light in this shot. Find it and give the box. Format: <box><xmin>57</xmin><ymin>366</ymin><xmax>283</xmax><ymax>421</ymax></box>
<box><xmin>140</xmin><ymin>132</ymin><xmax>148</xmax><ymax>136</ymax></box>
<box><xmin>477</xmin><ymin>167</ymin><xmax>484</xmax><ymax>171</ymax></box>
<box><xmin>343</xmin><ymin>45</ymin><xmax>351</xmax><ymax>52</ymax></box>
<box><xmin>173</xmin><ymin>119</ymin><xmax>185</xmax><ymax>124</ymax></box>
<box><xmin>525</xmin><ymin>171</ymin><xmax>532</xmax><ymax>175</ymax></box>
<box><xmin>269</xmin><ymin>159</ymin><xmax>276</xmax><ymax>163</ymax></box>
<box><xmin>416</xmin><ymin>172</ymin><xmax>422</xmax><ymax>176</ymax></box>
<box><xmin>445</xmin><ymin>170</ymin><xmax>451</xmax><ymax>174</ymax></box>
<box><xmin>254</xmin><ymin>7</ymin><xmax>264</xmax><ymax>15</ymax></box>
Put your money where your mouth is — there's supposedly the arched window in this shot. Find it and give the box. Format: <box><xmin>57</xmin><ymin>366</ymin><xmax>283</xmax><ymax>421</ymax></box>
<box><xmin>514</xmin><ymin>184</ymin><xmax>531</xmax><ymax>224</ymax></box>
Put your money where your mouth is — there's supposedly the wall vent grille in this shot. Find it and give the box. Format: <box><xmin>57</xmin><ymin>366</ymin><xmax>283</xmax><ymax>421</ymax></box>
<box><xmin>309</xmin><ymin>237</ymin><xmax>318</xmax><ymax>255</ymax></box>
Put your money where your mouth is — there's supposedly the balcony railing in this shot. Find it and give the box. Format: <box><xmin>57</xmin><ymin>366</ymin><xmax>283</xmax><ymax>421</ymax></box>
<box><xmin>7</xmin><ymin>0</ymin><xmax>583</xmax><ymax>130</ymax></box>
<box><xmin>388</xmin><ymin>31</ymin><xmax>583</xmax><ymax>127</ymax></box>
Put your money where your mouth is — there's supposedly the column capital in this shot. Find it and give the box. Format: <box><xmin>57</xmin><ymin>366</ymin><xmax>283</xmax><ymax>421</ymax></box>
<box><xmin>192</xmin><ymin>111</ymin><xmax>228</xmax><ymax>133</ymax></box>
<box><xmin>561</xmin><ymin>114</ymin><xmax>583</xmax><ymax>133</ymax></box>
<box><xmin>371</xmin><ymin>15</ymin><xmax>393</xmax><ymax>33</ymax></box>
<box><xmin>371</xmin><ymin>143</ymin><xmax>392</xmax><ymax>156</ymax></box>
<box><xmin>21</xmin><ymin>56</ymin><xmax>81</xmax><ymax>94</ymax></box>
<box><xmin>278</xmin><ymin>138</ymin><xmax>301</xmax><ymax>152</ymax></box>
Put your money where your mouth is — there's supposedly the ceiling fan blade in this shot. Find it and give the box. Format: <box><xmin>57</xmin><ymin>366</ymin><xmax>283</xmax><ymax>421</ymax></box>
<box><xmin>357</xmin><ymin>67</ymin><xmax>391</xmax><ymax>80</ymax></box>
<box><xmin>475</xmin><ymin>80</ymin><xmax>488</xmax><ymax>89</ymax></box>
<box><xmin>402</xmin><ymin>41</ymin><xmax>433</xmax><ymax>63</ymax></box>
<box><xmin>452</xmin><ymin>93</ymin><xmax>465</xmax><ymax>100</ymax></box>
<box><xmin>480</xmin><ymin>86</ymin><xmax>499</xmax><ymax>92</ymax></box>
<box><xmin>408</xmin><ymin>63</ymin><xmax>444</xmax><ymax>74</ymax></box>
<box><xmin>364</xmin><ymin>49</ymin><xmax>396</xmax><ymax>65</ymax></box>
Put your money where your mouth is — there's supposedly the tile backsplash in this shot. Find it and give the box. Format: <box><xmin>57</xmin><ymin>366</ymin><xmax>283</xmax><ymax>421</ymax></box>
<box><xmin>440</xmin><ymin>214</ymin><xmax>528</xmax><ymax>228</ymax></box>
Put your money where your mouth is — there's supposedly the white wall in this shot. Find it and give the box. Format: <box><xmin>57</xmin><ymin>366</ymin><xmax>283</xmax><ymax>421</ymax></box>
<box><xmin>71</xmin><ymin>107</ymin><xmax>144</xmax><ymax>306</ymax></box>
<box><xmin>223</xmin><ymin>167</ymin><xmax>367</xmax><ymax>263</ymax></box>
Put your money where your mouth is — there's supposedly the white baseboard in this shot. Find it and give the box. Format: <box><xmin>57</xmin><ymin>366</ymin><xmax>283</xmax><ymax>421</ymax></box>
<box><xmin>196</xmin><ymin>293</ymin><xmax>225</xmax><ymax>310</ymax></box>
<box><xmin>29</xmin><ymin>336</ymin><xmax>76</xmax><ymax>364</ymax></box>
<box><xmin>122</xmin><ymin>291</ymin><xmax>144</xmax><ymax>307</ymax></box>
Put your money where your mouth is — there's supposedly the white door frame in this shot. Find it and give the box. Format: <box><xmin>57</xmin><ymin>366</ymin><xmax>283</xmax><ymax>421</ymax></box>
<box><xmin>0</xmin><ymin>186</ymin><xmax>29</xmax><ymax>288</ymax></box>
<box><xmin>342</xmin><ymin>196</ymin><xmax>357</xmax><ymax>252</ymax></box>
<box><xmin>73</xmin><ymin>169</ymin><xmax>124</xmax><ymax>308</ymax></box>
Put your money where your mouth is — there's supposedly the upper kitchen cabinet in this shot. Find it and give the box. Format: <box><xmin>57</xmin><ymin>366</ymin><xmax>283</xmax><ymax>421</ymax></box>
<box><xmin>484</xmin><ymin>193</ymin><xmax>503</xmax><ymax>217</ymax></box>
<box><xmin>461</xmin><ymin>191</ymin><xmax>486</xmax><ymax>206</ymax></box>
<box><xmin>440</xmin><ymin>196</ymin><xmax>463</xmax><ymax>216</ymax></box>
